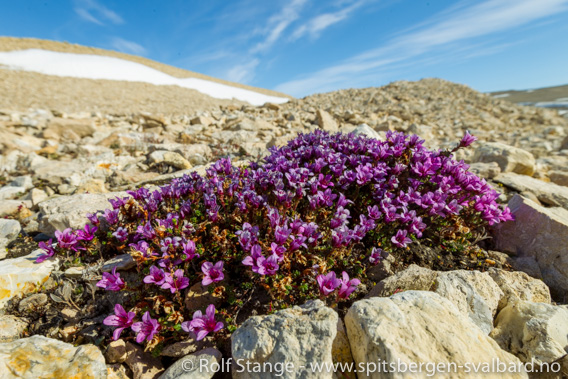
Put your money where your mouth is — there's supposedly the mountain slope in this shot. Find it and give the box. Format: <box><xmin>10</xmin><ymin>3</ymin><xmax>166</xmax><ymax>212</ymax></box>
<box><xmin>0</xmin><ymin>37</ymin><xmax>291</xmax><ymax>115</ymax></box>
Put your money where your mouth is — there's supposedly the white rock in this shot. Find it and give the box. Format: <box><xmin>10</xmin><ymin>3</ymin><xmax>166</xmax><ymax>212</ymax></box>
<box><xmin>352</xmin><ymin>123</ymin><xmax>382</xmax><ymax>140</ymax></box>
<box><xmin>345</xmin><ymin>291</ymin><xmax>526</xmax><ymax>379</ymax></box>
<box><xmin>159</xmin><ymin>348</ymin><xmax>222</xmax><ymax>379</ymax></box>
<box><xmin>487</xmin><ymin>268</ymin><xmax>551</xmax><ymax>310</ymax></box>
<box><xmin>8</xmin><ymin>176</ymin><xmax>33</xmax><ymax>190</ymax></box>
<box><xmin>0</xmin><ymin>335</ymin><xmax>106</xmax><ymax>378</ymax></box>
<box><xmin>37</xmin><ymin>192</ymin><xmax>126</xmax><ymax>236</ymax></box>
<box><xmin>367</xmin><ymin>265</ymin><xmax>503</xmax><ymax>334</ymax></box>
<box><xmin>494</xmin><ymin>172</ymin><xmax>568</xmax><ymax>209</ymax></box>
<box><xmin>473</xmin><ymin>142</ymin><xmax>535</xmax><ymax>176</ymax></box>
<box><xmin>493</xmin><ymin>194</ymin><xmax>568</xmax><ymax>297</ymax></box>
<box><xmin>0</xmin><ymin>315</ymin><xmax>28</xmax><ymax>343</ymax></box>
<box><xmin>0</xmin><ymin>249</ymin><xmax>60</xmax><ymax>310</ymax></box>
<box><xmin>0</xmin><ymin>186</ymin><xmax>26</xmax><ymax>201</ymax></box>
<box><xmin>0</xmin><ymin>219</ymin><xmax>21</xmax><ymax>242</ymax></box>
<box><xmin>435</xmin><ymin>270</ymin><xmax>503</xmax><ymax>334</ymax></box>
<box><xmin>490</xmin><ymin>301</ymin><xmax>568</xmax><ymax>365</ymax></box>
<box><xmin>232</xmin><ymin>300</ymin><xmax>337</xmax><ymax>379</ymax></box>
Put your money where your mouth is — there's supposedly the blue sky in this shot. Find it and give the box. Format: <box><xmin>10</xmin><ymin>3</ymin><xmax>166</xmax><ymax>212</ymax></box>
<box><xmin>1</xmin><ymin>0</ymin><xmax>568</xmax><ymax>97</ymax></box>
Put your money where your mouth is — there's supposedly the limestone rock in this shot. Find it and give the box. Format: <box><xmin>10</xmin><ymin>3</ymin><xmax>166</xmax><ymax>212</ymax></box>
<box><xmin>351</xmin><ymin>123</ymin><xmax>381</xmax><ymax>140</ymax></box>
<box><xmin>0</xmin><ymin>249</ymin><xmax>60</xmax><ymax>310</ymax></box>
<box><xmin>316</xmin><ymin>109</ymin><xmax>338</xmax><ymax>132</ymax></box>
<box><xmin>368</xmin><ymin>265</ymin><xmax>503</xmax><ymax>334</ymax></box>
<box><xmin>0</xmin><ymin>186</ymin><xmax>26</xmax><ymax>201</ymax></box>
<box><xmin>37</xmin><ymin>192</ymin><xmax>126</xmax><ymax>236</ymax></box>
<box><xmin>148</xmin><ymin>150</ymin><xmax>192</xmax><ymax>170</ymax></box>
<box><xmin>0</xmin><ymin>219</ymin><xmax>21</xmax><ymax>243</ymax></box>
<box><xmin>493</xmin><ymin>194</ymin><xmax>568</xmax><ymax>297</ymax></box>
<box><xmin>0</xmin><ymin>335</ymin><xmax>107</xmax><ymax>378</ymax></box>
<box><xmin>0</xmin><ymin>316</ymin><xmax>28</xmax><ymax>343</ymax></box>
<box><xmin>345</xmin><ymin>291</ymin><xmax>526</xmax><ymax>379</ymax></box>
<box><xmin>105</xmin><ymin>340</ymin><xmax>127</xmax><ymax>364</ymax></box>
<box><xmin>232</xmin><ymin>299</ymin><xmax>337</xmax><ymax>379</ymax></box>
<box><xmin>125</xmin><ymin>342</ymin><xmax>164</xmax><ymax>379</ymax></box>
<box><xmin>43</xmin><ymin>117</ymin><xmax>97</xmax><ymax>141</ymax></box>
<box><xmin>159</xmin><ymin>348</ymin><xmax>222</xmax><ymax>379</ymax></box>
<box><xmin>468</xmin><ymin>161</ymin><xmax>501</xmax><ymax>179</ymax></box>
<box><xmin>435</xmin><ymin>270</ymin><xmax>503</xmax><ymax>334</ymax></box>
<box><xmin>490</xmin><ymin>301</ymin><xmax>568</xmax><ymax>365</ymax></box>
<box><xmin>8</xmin><ymin>176</ymin><xmax>33</xmax><ymax>190</ymax></box>
<box><xmin>487</xmin><ymin>268</ymin><xmax>551</xmax><ymax>310</ymax></box>
<box><xmin>549</xmin><ymin>170</ymin><xmax>568</xmax><ymax>187</ymax></box>
<box><xmin>473</xmin><ymin>142</ymin><xmax>535</xmax><ymax>176</ymax></box>
<box><xmin>494</xmin><ymin>172</ymin><xmax>568</xmax><ymax>209</ymax></box>
<box><xmin>102</xmin><ymin>254</ymin><xmax>136</xmax><ymax>272</ymax></box>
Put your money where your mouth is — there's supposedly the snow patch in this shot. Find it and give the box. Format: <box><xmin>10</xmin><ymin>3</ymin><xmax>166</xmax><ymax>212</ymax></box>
<box><xmin>0</xmin><ymin>49</ymin><xmax>289</xmax><ymax>106</ymax></box>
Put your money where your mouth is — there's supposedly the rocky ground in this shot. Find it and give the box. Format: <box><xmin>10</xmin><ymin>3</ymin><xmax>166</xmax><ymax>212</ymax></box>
<box><xmin>1</xmin><ymin>78</ymin><xmax>568</xmax><ymax>378</ymax></box>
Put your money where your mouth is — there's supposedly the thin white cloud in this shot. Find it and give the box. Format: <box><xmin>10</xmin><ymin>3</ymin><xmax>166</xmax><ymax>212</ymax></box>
<box><xmin>74</xmin><ymin>0</ymin><xmax>124</xmax><ymax>25</ymax></box>
<box><xmin>291</xmin><ymin>0</ymin><xmax>364</xmax><ymax>40</ymax></box>
<box><xmin>110</xmin><ymin>37</ymin><xmax>147</xmax><ymax>56</ymax></box>
<box><xmin>250</xmin><ymin>0</ymin><xmax>308</xmax><ymax>53</ymax></box>
<box><xmin>225</xmin><ymin>58</ymin><xmax>260</xmax><ymax>84</ymax></box>
<box><xmin>276</xmin><ymin>0</ymin><xmax>568</xmax><ymax>96</ymax></box>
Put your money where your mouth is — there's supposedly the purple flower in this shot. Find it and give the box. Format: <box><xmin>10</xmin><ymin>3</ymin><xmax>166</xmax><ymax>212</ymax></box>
<box><xmin>112</xmin><ymin>227</ymin><xmax>129</xmax><ymax>243</ymax></box>
<box><xmin>103</xmin><ymin>304</ymin><xmax>135</xmax><ymax>340</ymax></box>
<box><xmin>201</xmin><ymin>261</ymin><xmax>224</xmax><ymax>286</ymax></box>
<box><xmin>181</xmin><ymin>304</ymin><xmax>223</xmax><ymax>341</ymax></box>
<box><xmin>182</xmin><ymin>240</ymin><xmax>199</xmax><ymax>261</ymax></box>
<box><xmin>256</xmin><ymin>254</ymin><xmax>279</xmax><ymax>276</ymax></box>
<box><xmin>144</xmin><ymin>266</ymin><xmax>166</xmax><ymax>286</ymax></box>
<box><xmin>136</xmin><ymin>222</ymin><xmax>156</xmax><ymax>239</ymax></box>
<box><xmin>391</xmin><ymin>229</ymin><xmax>412</xmax><ymax>248</ymax></box>
<box><xmin>35</xmin><ymin>239</ymin><xmax>56</xmax><ymax>263</ymax></box>
<box><xmin>369</xmin><ymin>247</ymin><xmax>384</xmax><ymax>265</ymax></box>
<box><xmin>55</xmin><ymin>228</ymin><xmax>80</xmax><ymax>251</ymax></box>
<box><xmin>131</xmin><ymin>311</ymin><xmax>161</xmax><ymax>343</ymax></box>
<box><xmin>317</xmin><ymin>272</ymin><xmax>342</xmax><ymax>296</ymax></box>
<box><xmin>86</xmin><ymin>212</ymin><xmax>100</xmax><ymax>226</ymax></box>
<box><xmin>96</xmin><ymin>267</ymin><xmax>126</xmax><ymax>291</ymax></box>
<box><xmin>76</xmin><ymin>224</ymin><xmax>97</xmax><ymax>241</ymax></box>
<box><xmin>161</xmin><ymin>269</ymin><xmax>190</xmax><ymax>293</ymax></box>
<box><xmin>459</xmin><ymin>131</ymin><xmax>477</xmax><ymax>148</ymax></box>
<box><xmin>103</xmin><ymin>209</ymin><xmax>119</xmax><ymax>225</ymax></box>
<box><xmin>242</xmin><ymin>244</ymin><xmax>263</xmax><ymax>268</ymax></box>
<box><xmin>337</xmin><ymin>272</ymin><xmax>361</xmax><ymax>299</ymax></box>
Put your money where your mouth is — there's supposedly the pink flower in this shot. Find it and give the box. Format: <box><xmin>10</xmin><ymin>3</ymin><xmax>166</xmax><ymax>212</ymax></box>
<box><xmin>131</xmin><ymin>311</ymin><xmax>161</xmax><ymax>343</ymax></box>
<box><xmin>103</xmin><ymin>304</ymin><xmax>135</xmax><ymax>341</ymax></box>
<box><xmin>35</xmin><ymin>239</ymin><xmax>56</xmax><ymax>263</ymax></box>
<box><xmin>55</xmin><ymin>228</ymin><xmax>80</xmax><ymax>251</ymax></box>
<box><xmin>181</xmin><ymin>304</ymin><xmax>223</xmax><ymax>341</ymax></box>
<box><xmin>143</xmin><ymin>266</ymin><xmax>166</xmax><ymax>286</ymax></box>
<box><xmin>459</xmin><ymin>131</ymin><xmax>477</xmax><ymax>148</ymax></box>
<box><xmin>96</xmin><ymin>267</ymin><xmax>126</xmax><ymax>291</ymax></box>
<box><xmin>317</xmin><ymin>272</ymin><xmax>342</xmax><ymax>296</ymax></box>
<box><xmin>201</xmin><ymin>261</ymin><xmax>224</xmax><ymax>286</ymax></box>
<box><xmin>391</xmin><ymin>229</ymin><xmax>412</xmax><ymax>248</ymax></box>
<box><xmin>161</xmin><ymin>269</ymin><xmax>190</xmax><ymax>293</ymax></box>
<box><xmin>337</xmin><ymin>272</ymin><xmax>361</xmax><ymax>299</ymax></box>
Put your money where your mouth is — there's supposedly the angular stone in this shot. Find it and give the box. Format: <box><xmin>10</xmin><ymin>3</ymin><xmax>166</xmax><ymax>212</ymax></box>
<box><xmin>0</xmin><ymin>249</ymin><xmax>60</xmax><ymax>310</ymax></box>
<box><xmin>158</xmin><ymin>348</ymin><xmax>222</xmax><ymax>379</ymax></box>
<box><xmin>43</xmin><ymin>117</ymin><xmax>97</xmax><ymax>141</ymax></box>
<box><xmin>8</xmin><ymin>176</ymin><xmax>33</xmax><ymax>191</ymax></box>
<box><xmin>473</xmin><ymin>142</ymin><xmax>535</xmax><ymax>176</ymax></box>
<box><xmin>345</xmin><ymin>291</ymin><xmax>526</xmax><ymax>379</ymax></box>
<box><xmin>493</xmin><ymin>194</ymin><xmax>568</xmax><ymax>297</ymax></box>
<box><xmin>0</xmin><ymin>186</ymin><xmax>26</xmax><ymax>201</ymax></box>
<box><xmin>148</xmin><ymin>151</ymin><xmax>192</xmax><ymax>170</ymax></box>
<box><xmin>0</xmin><ymin>316</ymin><xmax>28</xmax><ymax>343</ymax></box>
<box><xmin>494</xmin><ymin>172</ymin><xmax>568</xmax><ymax>209</ymax></box>
<box><xmin>549</xmin><ymin>170</ymin><xmax>568</xmax><ymax>187</ymax></box>
<box><xmin>490</xmin><ymin>301</ymin><xmax>568</xmax><ymax>365</ymax></box>
<box><xmin>125</xmin><ymin>342</ymin><xmax>164</xmax><ymax>379</ymax></box>
<box><xmin>232</xmin><ymin>300</ymin><xmax>337</xmax><ymax>379</ymax></box>
<box><xmin>0</xmin><ymin>335</ymin><xmax>107</xmax><ymax>378</ymax></box>
<box><xmin>316</xmin><ymin>109</ymin><xmax>338</xmax><ymax>132</ymax></box>
<box><xmin>37</xmin><ymin>192</ymin><xmax>125</xmax><ymax>236</ymax></box>
<box><xmin>102</xmin><ymin>254</ymin><xmax>136</xmax><ymax>272</ymax></box>
<box><xmin>105</xmin><ymin>340</ymin><xmax>127</xmax><ymax>364</ymax></box>
<box><xmin>487</xmin><ymin>268</ymin><xmax>551</xmax><ymax>311</ymax></box>
<box><xmin>468</xmin><ymin>161</ymin><xmax>501</xmax><ymax>179</ymax></box>
<box><xmin>351</xmin><ymin>123</ymin><xmax>381</xmax><ymax>140</ymax></box>
<box><xmin>0</xmin><ymin>219</ymin><xmax>21</xmax><ymax>242</ymax></box>
<box><xmin>367</xmin><ymin>265</ymin><xmax>503</xmax><ymax>334</ymax></box>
